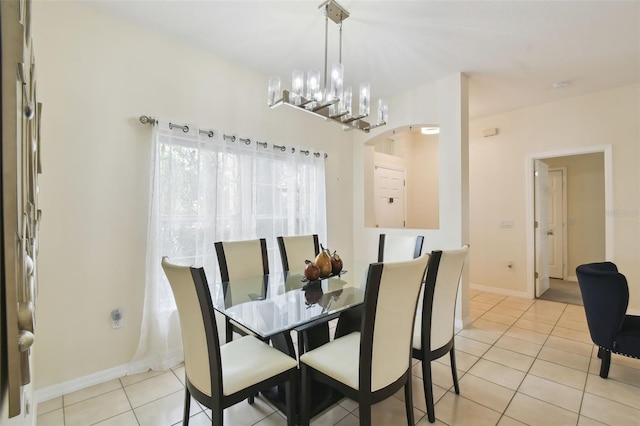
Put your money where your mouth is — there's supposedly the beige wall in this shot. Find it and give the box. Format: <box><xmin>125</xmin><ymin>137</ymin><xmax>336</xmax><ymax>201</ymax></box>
<box><xmin>32</xmin><ymin>2</ymin><xmax>353</xmax><ymax>391</ymax></box>
<box><xmin>543</xmin><ymin>154</ymin><xmax>606</xmax><ymax>278</ymax></box>
<box><xmin>406</xmin><ymin>133</ymin><xmax>439</xmax><ymax>229</ymax></box>
<box><xmin>469</xmin><ymin>84</ymin><xmax>639</xmax><ymax>311</ymax></box>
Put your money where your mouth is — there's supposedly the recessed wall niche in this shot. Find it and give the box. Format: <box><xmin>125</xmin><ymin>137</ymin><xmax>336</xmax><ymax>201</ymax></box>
<box><xmin>364</xmin><ymin>125</ymin><xmax>440</xmax><ymax>230</ymax></box>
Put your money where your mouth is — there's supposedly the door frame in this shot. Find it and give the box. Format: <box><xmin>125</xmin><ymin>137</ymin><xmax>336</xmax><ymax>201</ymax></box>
<box><xmin>525</xmin><ymin>145</ymin><xmax>613</xmax><ymax>299</ymax></box>
<box><xmin>548</xmin><ymin>166</ymin><xmax>568</xmax><ymax>280</ymax></box>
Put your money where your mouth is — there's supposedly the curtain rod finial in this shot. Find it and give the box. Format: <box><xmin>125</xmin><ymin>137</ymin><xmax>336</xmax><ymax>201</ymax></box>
<box><xmin>139</xmin><ymin>115</ymin><xmax>156</xmax><ymax>126</ymax></box>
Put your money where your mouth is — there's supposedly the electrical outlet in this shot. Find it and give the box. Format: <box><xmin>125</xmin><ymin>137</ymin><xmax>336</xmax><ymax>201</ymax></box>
<box><xmin>112</xmin><ymin>317</ymin><xmax>123</xmax><ymax>329</ymax></box>
<box><xmin>111</xmin><ymin>309</ymin><xmax>123</xmax><ymax>329</ymax></box>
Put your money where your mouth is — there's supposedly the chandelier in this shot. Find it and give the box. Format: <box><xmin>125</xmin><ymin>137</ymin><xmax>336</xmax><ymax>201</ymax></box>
<box><xmin>267</xmin><ymin>0</ymin><xmax>388</xmax><ymax>133</ymax></box>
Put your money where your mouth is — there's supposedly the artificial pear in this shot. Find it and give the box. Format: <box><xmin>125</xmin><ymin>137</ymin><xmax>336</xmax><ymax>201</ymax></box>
<box><xmin>315</xmin><ymin>244</ymin><xmax>333</xmax><ymax>277</ymax></box>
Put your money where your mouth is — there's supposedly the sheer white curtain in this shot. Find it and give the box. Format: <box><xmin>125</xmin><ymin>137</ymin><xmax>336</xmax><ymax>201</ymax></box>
<box><xmin>129</xmin><ymin>120</ymin><xmax>327</xmax><ymax>373</ymax></box>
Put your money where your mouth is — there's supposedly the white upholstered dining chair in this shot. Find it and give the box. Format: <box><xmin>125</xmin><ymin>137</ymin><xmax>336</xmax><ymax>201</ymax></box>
<box><xmin>161</xmin><ymin>257</ymin><xmax>297</xmax><ymax>426</ymax></box>
<box><xmin>214</xmin><ymin>238</ymin><xmax>269</xmax><ymax>343</ymax></box>
<box><xmin>277</xmin><ymin>234</ymin><xmax>320</xmax><ymax>274</ymax></box>
<box><xmin>299</xmin><ymin>254</ymin><xmax>430</xmax><ymax>426</ymax></box>
<box><xmin>378</xmin><ymin>233</ymin><xmax>424</xmax><ymax>262</ymax></box>
<box><xmin>412</xmin><ymin>245</ymin><xmax>469</xmax><ymax>423</ymax></box>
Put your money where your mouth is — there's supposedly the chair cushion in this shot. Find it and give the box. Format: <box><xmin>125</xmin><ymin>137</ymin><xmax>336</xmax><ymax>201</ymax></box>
<box><xmin>300</xmin><ymin>332</ymin><xmax>361</xmax><ymax>390</ymax></box>
<box><xmin>614</xmin><ymin>315</ymin><xmax>640</xmax><ymax>358</ymax></box>
<box><xmin>220</xmin><ymin>336</ymin><xmax>297</xmax><ymax>396</ymax></box>
<box><xmin>230</xmin><ymin>319</ymin><xmax>255</xmax><ymax>337</ymax></box>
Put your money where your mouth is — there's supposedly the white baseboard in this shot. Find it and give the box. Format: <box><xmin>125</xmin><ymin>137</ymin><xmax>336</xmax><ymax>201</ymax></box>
<box><xmin>470</xmin><ymin>283</ymin><xmax>531</xmax><ymax>299</ymax></box>
<box><xmin>34</xmin><ymin>363</ymin><xmax>130</xmax><ymax>404</ymax></box>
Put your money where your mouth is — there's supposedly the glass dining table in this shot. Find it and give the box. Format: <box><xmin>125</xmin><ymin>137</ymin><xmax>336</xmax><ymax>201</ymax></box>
<box><xmin>209</xmin><ymin>268</ymin><xmax>366</xmax><ymax>417</ymax></box>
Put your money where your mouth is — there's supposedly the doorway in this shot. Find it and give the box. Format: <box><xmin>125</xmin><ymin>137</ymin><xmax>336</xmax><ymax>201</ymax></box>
<box><xmin>526</xmin><ymin>146</ymin><xmax>612</xmax><ymax>302</ymax></box>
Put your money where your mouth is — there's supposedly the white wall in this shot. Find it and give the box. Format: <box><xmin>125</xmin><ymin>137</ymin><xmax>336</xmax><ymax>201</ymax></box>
<box><xmin>469</xmin><ymin>84</ymin><xmax>640</xmax><ymax>311</ymax></box>
<box><xmin>352</xmin><ymin>73</ymin><xmax>471</xmax><ymax>324</ymax></box>
<box><xmin>32</xmin><ymin>2</ymin><xmax>353</xmax><ymax>391</ymax></box>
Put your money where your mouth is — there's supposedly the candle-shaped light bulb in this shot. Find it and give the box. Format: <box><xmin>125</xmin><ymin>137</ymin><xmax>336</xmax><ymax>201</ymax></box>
<box><xmin>381</xmin><ymin>100</ymin><xmax>389</xmax><ymax>123</ymax></box>
<box><xmin>359</xmin><ymin>82</ymin><xmax>370</xmax><ymax>117</ymax></box>
<box><xmin>267</xmin><ymin>76</ymin><xmax>281</xmax><ymax>106</ymax></box>
<box><xmin>307</xmin><ymin>69</ymin><xmax>321</xmax><ymax>102</ymax></box>
<box><xmin>329</xmin><ymin>63</ymin><xmax>344</xmax><ymax>101</ymax></box>
<box><xmin>342</xmin><ymin>85</ymin><xmax>352</xmax><ymax>116</ymax></box>
<box><xmin>292</xmin><ymin>70</ymin><xmax>304</xmax><ymax>105</ymax></box>
<box><xmin>377</xmin><ymin>99</ymin><xmax>388</xmax><ymax>123</ymax></box>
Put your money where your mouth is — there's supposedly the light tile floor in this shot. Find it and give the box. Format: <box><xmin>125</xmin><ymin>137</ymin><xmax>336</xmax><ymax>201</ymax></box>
<box><xmin>37</xmin><ymin>290</ymin><xmax>640</xmax><ymax>426</ymax></box>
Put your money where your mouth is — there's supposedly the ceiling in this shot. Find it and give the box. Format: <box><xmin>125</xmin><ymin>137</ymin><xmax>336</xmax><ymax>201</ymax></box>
<box><xmin>83</xmin><ymin>0</ymin><xmax>639</xmax><ymax>119</ymax></box>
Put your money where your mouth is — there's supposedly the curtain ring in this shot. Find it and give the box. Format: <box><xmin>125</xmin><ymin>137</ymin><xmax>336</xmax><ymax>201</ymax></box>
<box><xmin>239</xmin><ymin>137</ymin><xmax>251</xmax><ymax>145</ymax></box>
<box><xmin>169</xmin><ymin>123</ymin><xmax>189</xmax><ymax>133</ymax></box>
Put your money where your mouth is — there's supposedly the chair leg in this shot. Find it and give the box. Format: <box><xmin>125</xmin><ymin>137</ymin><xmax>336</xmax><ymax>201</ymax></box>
<box><xmin>449</xmin><ymin>347</ymin><xmax>460</xmax><ymax>394</ymax></box>
<box><xmin>183</xmin><ymin>387</ymin><xmax>191</xmax><ymax>426</ymax></box>
<box><xmin>422</xmin><ymin>359</ymin><xmax>436</xmax><ymax>423</ymax></box>
<box><xmin>359</xmin><ymin>401</ymin><xmax>372</xmax><ymax>426</ymax></box>
<box><xmin>300</xmin><ymin>364</ymin><xmax>311</xmax><ymax>426</ymax></box>
<box><xmin>285</xmin><ymin>369</ymin><xmax>297</xmax><ymax>426</ymax></box>
<box><xmin>211</xmin><ymin>407</ymin><xmax>223</xmax><ymax>426</ymax></box>
<box><xmin>225</xmin><ymin>319</ymin><xmax>233</xmax><ymax>343</ymax></box>
<box><xmin>599</xmin><ymin>349</ymin><xmax>611</xmax><ymax>378</ymax></box>
<box><xmin>404</xmin><ymin>375</ymin><xmax>415</xmax><ymax>426</ymax></box>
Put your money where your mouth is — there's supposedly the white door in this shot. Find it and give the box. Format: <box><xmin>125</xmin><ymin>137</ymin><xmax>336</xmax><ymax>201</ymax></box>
<box><xmin>548</xmin><ymin>169</ymin><xmax>564</xmax><ymax>279</ymax></box>
<box><xmin>374</xmin><ymin>165</ymin><xmax>405</xmax><ymax>228</ymax></box>
<box><xmin>534</xmin><ymin>160</ymin><xmax>550</xmax><ymax>297</ymax></box>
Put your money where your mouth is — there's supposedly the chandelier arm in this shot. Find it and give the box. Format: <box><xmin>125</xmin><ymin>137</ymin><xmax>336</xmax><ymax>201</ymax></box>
<box><xmin>339</xmin><ymin>19</ymin><xmax>343</xmax><ymax>64</ymax></box>
<box><xmin>323</xmin><ymin>4</ymin><xmax>329</xmax><ymax>95</ymax></box>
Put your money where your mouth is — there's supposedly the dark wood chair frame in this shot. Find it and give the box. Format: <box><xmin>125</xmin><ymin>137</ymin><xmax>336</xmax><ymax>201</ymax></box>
<box><xmin>412</xmin><ymin>250</ymin><xmax>460</xmax><ymax>423</ymax></box>
<box><xmin>183</xmin><ymin>266</ymin><xmax>297</xmax><ymax>426</ymax></box>
<box><xmin>277</xmin><ymin>234</ymin><xmax>320</xmax><ymax>272</ymax></box>
<box><xmin>334</xmin><ymin>234</ymin><xmax>424</xmax><ymax>339</ymax></box>
<box><xmin>300</xmin><ymin>262</ymin><xmax>422</xmax><ymax>426</ymax></box>
<box><xmin>214</xmin><ymin>238</ymin><xmax>269</xmax><ymax>344</ymax></box>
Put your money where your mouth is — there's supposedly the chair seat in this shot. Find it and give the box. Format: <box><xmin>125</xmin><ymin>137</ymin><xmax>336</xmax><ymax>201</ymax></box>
<box><xmin>300</xmin><ymin>332</ymin><xmax>361</xmax><ymax>390</ymax></box>
<box><xmin>221</xmin><ymin>336</ymin><xmax>297</xmax><ymax>396</ymax></box>
<box><xmin>616</xmin><ymin>315</ymin><xmax>640</xmax><ymax>358</ymax></box>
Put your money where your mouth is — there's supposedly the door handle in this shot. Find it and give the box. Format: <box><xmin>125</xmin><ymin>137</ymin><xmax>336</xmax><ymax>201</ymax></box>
<box><xmin>546</xmin><ymin>230</ymin><xmax>554</xmax><ymax>236</ymax></box>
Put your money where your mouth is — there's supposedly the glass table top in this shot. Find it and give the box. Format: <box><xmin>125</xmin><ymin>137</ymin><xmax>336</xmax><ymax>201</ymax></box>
<box><xmin>210</xmin><ymin>271</ymin><xmax>365</xmax><ymax>339</ymax></box>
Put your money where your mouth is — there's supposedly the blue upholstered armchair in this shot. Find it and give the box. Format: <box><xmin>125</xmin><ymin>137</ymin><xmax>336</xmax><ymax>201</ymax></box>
<box><xmin>575</xmin><ymin>262</ymin><xmax>640</xmax><ymax>378</ymax></box>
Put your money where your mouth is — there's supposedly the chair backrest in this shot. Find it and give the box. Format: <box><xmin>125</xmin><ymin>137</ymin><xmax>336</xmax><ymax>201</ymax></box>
<box><xmin>360</xmin><ymin>254</ymin><xmax>430</xmax><ymax>392</ymax></box>
<box><xmin>161</xmin><ymin>257</ymin><xmax>221</xmax><ymax>399</ymax></box>
<box><xmin>378</xmin><ymin>234</ymin><xmax>424</xmax><ymax>262</ymax></box>
<box><xmin>277</xmin><ymin>234</ymin><xmax>320</xmax><ymax>273</ymax></box>
<box><xmin>418</xmin><ymin>245</ymin><xmax>469</xmax><ymax>352</ymax></box>
<box><xmin>215</xmin><ymin>238</ymin><xmax>269</xmax><ymax>282</ymax></box>
<box><xmin>576</xmin><ymin>262</ymin><xmax>629</xmax><ymax>349</ymax></box>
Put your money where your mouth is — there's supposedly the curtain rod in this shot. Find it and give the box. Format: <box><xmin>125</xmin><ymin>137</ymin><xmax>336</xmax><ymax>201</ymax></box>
<box><xmin>138</xmin><ymin>115</ymin><xmax>328</xmax><ymax>158</ymax></box>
